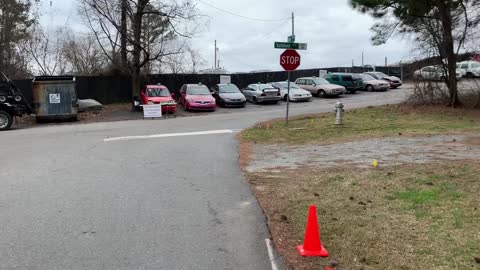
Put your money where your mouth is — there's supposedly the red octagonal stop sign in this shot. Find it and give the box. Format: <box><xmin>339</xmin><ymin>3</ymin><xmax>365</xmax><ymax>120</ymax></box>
<box><xmin>280</xmin><ymin>49</ymin><xmax>301</xmax><ymax>71</ymax></box>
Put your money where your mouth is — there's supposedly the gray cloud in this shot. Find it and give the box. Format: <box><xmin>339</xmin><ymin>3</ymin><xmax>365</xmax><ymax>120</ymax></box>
<box><xmin>42</xmin><ymin>0</ymin><xmax>413</xmax><ymax>72</ymax></box>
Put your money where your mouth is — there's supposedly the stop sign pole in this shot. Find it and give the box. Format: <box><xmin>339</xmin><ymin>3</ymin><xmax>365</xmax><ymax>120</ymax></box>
<box><xmin>280</xmin><ymin>49</ymin><xmax>301</xmax><ymax>124</ymax></box>
<box><xmin>275</xmin><ymin>12</ymin><xmax>306</xmax><ymax>124</ymax></box>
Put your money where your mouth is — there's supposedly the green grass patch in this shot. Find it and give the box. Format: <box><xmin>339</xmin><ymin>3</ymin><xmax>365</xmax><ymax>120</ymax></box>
<box><xmin>248</xmin><ymin>162</ymin><xmax>480</xmax><ymax>269</ymax></box>
<box><xmin>241</xmin><ymin>106</ymin><xmax>479</xmax><ymax>144</ymax></box>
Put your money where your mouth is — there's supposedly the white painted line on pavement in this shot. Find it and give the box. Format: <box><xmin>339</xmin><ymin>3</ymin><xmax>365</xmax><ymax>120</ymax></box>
<box><xmin>265</xmin><ymin>238</ymin><xmax>279</xmax><ymax>270</ymax></box>
<box><xmin>103</xmin><ymin>129</ymin><xmax>242</xmax><ymax>142</ymax></box>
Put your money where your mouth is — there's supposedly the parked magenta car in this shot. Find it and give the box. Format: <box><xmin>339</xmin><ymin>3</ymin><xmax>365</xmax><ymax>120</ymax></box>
<box><xmin>179</xmin><ymin>83</ymin><xmax>216</xmax><ymax>111</ymax></box>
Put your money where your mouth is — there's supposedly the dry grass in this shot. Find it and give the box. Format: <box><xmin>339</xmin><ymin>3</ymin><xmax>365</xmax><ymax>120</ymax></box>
<box><xmin>240</xmin><ymin>105</ymin><xmax>480</xmax><ymax>145</ymax></box>
<box><xmin>246</xmin><ymin>162</ymin><xmax>480</xmax><ymax>270</ymax></box>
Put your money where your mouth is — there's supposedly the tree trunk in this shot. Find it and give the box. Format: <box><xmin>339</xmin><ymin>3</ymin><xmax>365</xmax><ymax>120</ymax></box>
<box><xmin>131</xmin><ymin>0</ymin><xmax>147</xmax><ymax>97</ymax></box>
<box><xmin>120</xmin><ymin>0</ymin><xmax>128</xmax><ymax>68</ymax></box>
<box><xmin>131</xmin><ymin>67</ymin><xmax>142</xmax><ymax>98</ymax></box>
<box><xmin>440</xmin><ymin>3</ymin><xmax>461</xmax><ymax>107</ymax></box>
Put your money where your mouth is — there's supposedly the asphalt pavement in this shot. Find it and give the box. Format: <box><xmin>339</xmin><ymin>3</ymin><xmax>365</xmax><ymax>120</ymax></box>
<box><xmin>0</xmin><ymin>88</ymin><xmax>410</xmax><ymax>270</ymax></box>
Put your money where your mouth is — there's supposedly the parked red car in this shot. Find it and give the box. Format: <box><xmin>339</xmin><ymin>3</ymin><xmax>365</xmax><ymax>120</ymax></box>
<box><xmin>179</xmin><ymin>83</ymin><xmax>216</xmax><ymax>111</ymax></box>
<box><xmin>133</xmin><ymin>84</ymin><xmax>176</xmax><ymax>113</ymax></box>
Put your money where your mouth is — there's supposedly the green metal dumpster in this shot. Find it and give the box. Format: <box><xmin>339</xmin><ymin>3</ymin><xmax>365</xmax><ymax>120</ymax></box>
<box><xmin>32</xmin><ymin>76</ymin><xmax>78</xmax><ymax>122</ymax></box>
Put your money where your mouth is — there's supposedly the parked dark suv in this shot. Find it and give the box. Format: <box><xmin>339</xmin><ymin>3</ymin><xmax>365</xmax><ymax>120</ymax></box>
<box><xmin>324</xmin><ymin>73</ymin><xmax>363</xmax><ymax>94</ymax></box>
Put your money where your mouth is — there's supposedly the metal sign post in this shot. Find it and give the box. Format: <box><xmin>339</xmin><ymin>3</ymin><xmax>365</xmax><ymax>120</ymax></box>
<box><xmin>275</xmin><ymin>12</ymin><xmax>307</xmax><ymax>125</ymax></box>
<box><xmin>287</xmin><ymin>12</ymin><xmax>294</xmax><ymax>125</ymax></box>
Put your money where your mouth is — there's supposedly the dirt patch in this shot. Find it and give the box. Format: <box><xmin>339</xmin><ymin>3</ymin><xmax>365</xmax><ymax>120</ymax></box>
<box><xmin>464</xmin><ymin>136</ymin><xmax>480</xmax><ymax>145</ymax></box>
<box><xmin>247</xmin><ymin>134</ymin><xmax>480</xmax><ymax>172</ymax></box>
<box><xmin>13</xmin><ymin>103</ymin><xmax>204</xmax><ymax>128</ymax></box>
<box><xmin>238</xmin><ymin>141</ymin><xmax>253</xmax><ymax>168</ymax></box>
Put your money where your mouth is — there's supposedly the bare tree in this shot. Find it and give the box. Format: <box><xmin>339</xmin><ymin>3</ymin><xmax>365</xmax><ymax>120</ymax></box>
<box><xmin>80</xmin><ymin>0</ymin><xmax>200</xmax><ymax>96</ymax></box>
<box><xmin>22</xmin><ymin>26</ymin><xmax>67</xmax><ymax>76</ymax></box>
<box><xmin>62</xmin><ymin>32</ymin><xmax>109</xmax><ymax>75</ymax></box>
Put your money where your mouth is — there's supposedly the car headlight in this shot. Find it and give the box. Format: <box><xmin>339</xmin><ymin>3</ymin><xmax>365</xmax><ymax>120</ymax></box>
<box><xmin>0</xmin><ymin>96</ymin><xmax>6</xmax><ymax>103</ymax></box>
<box><xmin>14</xmin><ymin>95</ymin><xmax>22</xmax><ymax>102</ymax></box>
<box><xmin>148</xmin><ymin>101</ymin><xmax>154</xmax><ymax>105</ymax></box>
<box><xmin>224</xmin><ymin>98</ymin><xmax>231</xmax><ymax>102</ymax></box>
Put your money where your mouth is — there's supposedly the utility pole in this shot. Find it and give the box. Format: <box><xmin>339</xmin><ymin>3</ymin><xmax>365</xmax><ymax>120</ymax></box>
<box><xmin>214</xmin><ymin>40</ymin><xmax>217</xmax><ymax>69</ymax></box>
<box><xmin>362</xmin><ymin>51</ymin><xmax>364</xmax><ymax>72</ymax></box>
<box><xmin>286</xmin><ymin>12</ymin><xmax>294</xmax><ymax>125</ymax></box>
<box><xmin>400</xmin><ymin>60</ymin><xmax>404</xmax><ymax>81</ymax></box>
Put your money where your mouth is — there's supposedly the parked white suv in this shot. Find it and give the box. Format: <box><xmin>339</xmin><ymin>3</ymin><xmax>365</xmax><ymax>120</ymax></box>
<box><xmin>457</xmin><ymin>61</ymin><xmax>480</xmax><ymax>78</ymax></box>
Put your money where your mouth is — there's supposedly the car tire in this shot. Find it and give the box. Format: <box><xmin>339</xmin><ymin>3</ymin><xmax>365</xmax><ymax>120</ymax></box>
<box><xmin>0</xmin><ymin>110</ymin><xmax>13</xmax><ymax>131</ymax></box>
<box><xmin>317</xmin><ymin>90</ymin><xmax>326</xmax><ymax>98</ymax></box>
<box><xmin>252</xmin><ymin>96</ymin><xmax>258</xmax><ymax>104</ymax></box>
<box><xmin>366</xmin><ymin>85</ymin><xmax>374</xmax><ymax>92</ymax></box>
<box><xmin>466</xmin><ymin>72</ymin><xmax>474</xmax><ymax>78</ymax></box>
<box><xmin>349</xmin><ymin>90</ymin><xmax>357</xmax><ymax>94</ymax></box>
<box><xmin>283</xmin><ymin>95</ymin><xmax>289</xmax><ymax>102</ymax></box>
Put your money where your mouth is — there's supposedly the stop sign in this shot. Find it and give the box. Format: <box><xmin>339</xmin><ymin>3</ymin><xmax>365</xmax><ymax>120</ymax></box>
<box><xmin>280</xmin><ymin>49</ymin><xmax>301</xmax><ymax>71</ymax></box>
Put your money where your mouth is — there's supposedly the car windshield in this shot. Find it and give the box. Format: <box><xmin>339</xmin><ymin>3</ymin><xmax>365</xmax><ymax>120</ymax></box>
<box><xmin>258</xmin><ymin>84</ymin><xmax>276</xmax><ymax>91</ymax></box>
<box><xmin>146</xmin><ymin>88</ymin><xmax>170</xmax><ymax>97</ymax></box>
<box><xmin>187</xmin><ymin>86</ymin><xmax>210</xmax><ymax>95</ymax></box>
<box><xmin>313</xmin><ymin>78</ymin><xmax>330</xmax><ymax>85</ymax></box>
<box><xmin>371</xmin><ymin>72</ymin><xmax>388</xmax><ymax>79</ymax></box>
<box><xmin>276</xmin><ymin>82</ymin><xmax>300</xmax><ymax>89</ymax></box>
<box><xmin>219</xmin><ymin>84</ymin><xmax>240</xmax><ymax>93</ymax></box>
<box><xmin>360</xmin><ymin>74</ymin><xmax>376</xmax><ymax>81</ymax></box>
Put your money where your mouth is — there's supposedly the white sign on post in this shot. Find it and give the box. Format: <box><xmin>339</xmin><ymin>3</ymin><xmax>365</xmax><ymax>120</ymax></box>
<box><xmin>142</xmin><ymin>104</ymin><xmax>162</xmax><ymax>118</ymax></box>
<box><xmin>319</xmin><ymin>70</ymin><xmax>328</xmax><ymax>78</ymax></box>
<box><xmin>49</xmin><ymin>94</ymin><xmax>61</xmax><ymax>104</ymax></box>
<box><xmin>220</xmin><ymin>75</ymin><xmax>231</xmax><ymax>84</ymax></box>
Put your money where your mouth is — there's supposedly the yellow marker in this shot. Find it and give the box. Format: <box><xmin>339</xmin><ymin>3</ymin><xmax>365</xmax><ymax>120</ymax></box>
<box><xmin>372</xmin><ymin>159</ymin><xmax>378</xmax><ymax>168</ymax></box>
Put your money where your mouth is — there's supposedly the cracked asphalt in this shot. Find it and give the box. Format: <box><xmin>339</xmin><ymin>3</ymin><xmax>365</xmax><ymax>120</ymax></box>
<box><xmin>0</xmin><ymin>88</ymin><xmax>409</xmax><ymax>269</ymax></box>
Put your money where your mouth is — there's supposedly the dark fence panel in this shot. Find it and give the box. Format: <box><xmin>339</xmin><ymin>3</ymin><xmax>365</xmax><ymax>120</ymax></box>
<box><xmin>76</xmin><ymin>76</ymin><xmax>132</xmax><ymax>104</ymax></box>
<box><xmin>10</xmin><ymin>66</ymin><xmax>407</xmax><ymax>105</ymax></box>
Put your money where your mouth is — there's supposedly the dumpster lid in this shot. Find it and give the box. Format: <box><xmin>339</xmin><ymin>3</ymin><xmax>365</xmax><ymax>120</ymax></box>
<box><xmin>33</xmin><ymin>76</ymin><xmax>75</xmax><ymax>82</ymax></box>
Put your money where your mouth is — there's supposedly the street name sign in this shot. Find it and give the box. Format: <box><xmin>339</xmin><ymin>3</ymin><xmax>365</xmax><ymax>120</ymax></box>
<box><xmin>274</xmin><ymin>42</ymin><xmax>307</xmax><ymax>50</ymax></box>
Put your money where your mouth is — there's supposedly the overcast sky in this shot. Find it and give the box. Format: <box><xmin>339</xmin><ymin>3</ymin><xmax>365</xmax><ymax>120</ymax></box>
<box><xmin>40</xmin><ymin>0</ymin><xmax>414</xmax><ymax>73</ymax></box>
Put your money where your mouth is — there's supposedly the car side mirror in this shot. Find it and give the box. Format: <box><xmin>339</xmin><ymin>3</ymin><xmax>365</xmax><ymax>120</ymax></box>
<box><xmin>312</xmin><ymin>83</ymin><xmax>316</xmax><ymax>86</ymax></box>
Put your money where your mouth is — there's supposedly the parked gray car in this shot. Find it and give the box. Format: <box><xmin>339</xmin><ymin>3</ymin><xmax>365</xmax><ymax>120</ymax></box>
<box><xmin>210</xmin><ymin>83</ymin><xmax>246</xmax><ymax>107</ymax></box>
<box><xmin>242</xmin><ymin>83</ymin><xmax>281</xmax><ymax>104</ymax></box>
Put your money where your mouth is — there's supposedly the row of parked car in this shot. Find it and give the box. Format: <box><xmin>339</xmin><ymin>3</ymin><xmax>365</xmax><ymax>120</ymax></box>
<box><xmin>413</xmin><ymin>60</ymin><xmax>480</xmax><ymax>81</ymax></box>
<box><xmin>132</xmin><ymin>71</ymin><xmax>403</xmax><ymax>113</ymax></box>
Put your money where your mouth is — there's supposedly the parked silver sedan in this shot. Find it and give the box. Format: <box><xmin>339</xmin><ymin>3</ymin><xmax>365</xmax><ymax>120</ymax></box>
<box><xmin>270</xmin><ymin>81</ymin><xmax>312</xmax><ymax>102</ymax></box>
<box><xmin>242</xmin><ymin>83</ymin><xmax>281</xmax><ymax>104</ymax></box>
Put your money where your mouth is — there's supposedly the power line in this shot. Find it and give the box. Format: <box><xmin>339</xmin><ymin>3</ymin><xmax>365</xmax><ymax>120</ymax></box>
<box><xmin>262</xmin><ymin>19</ymin><xmax>291</xmax><ymax>38</ymax></box>
<box><xmin>196</xmin><ymin>0</ymin><xmax>290</xmax><ymax>22</ymax></box>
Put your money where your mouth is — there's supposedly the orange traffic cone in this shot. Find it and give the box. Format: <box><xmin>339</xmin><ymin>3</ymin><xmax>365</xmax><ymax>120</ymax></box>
<box><xmin>297</xmin><ymin>204</ymin><xmax>329</xmax><ymax>257</ymax></box>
